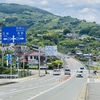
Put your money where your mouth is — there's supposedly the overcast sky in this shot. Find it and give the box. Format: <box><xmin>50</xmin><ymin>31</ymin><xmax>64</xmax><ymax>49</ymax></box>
<box><xmin>0</xmin><ymin>0</ymin><xmax>100</xmax><ymax>23</ymax></box>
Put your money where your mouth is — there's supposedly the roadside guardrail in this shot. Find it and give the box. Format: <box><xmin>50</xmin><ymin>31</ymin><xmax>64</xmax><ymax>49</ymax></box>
<box><xmin>0</xmin><ymin>74</ymin><xmax>18</xmax><ymax>78</ymax></box>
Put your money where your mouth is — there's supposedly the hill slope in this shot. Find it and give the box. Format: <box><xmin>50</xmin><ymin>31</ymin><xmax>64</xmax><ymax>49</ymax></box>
<box><xmin>0</xmin><ymin>3</ymin><xmax>99</xmax><ymax>34</ymax></box>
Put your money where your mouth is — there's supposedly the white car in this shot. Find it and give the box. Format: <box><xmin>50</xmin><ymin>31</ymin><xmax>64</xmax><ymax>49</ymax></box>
<box><xmin>53</xmin><ymin>69</ymin><xmax>61</xmax><ymax>75</ymax></box>
<box><xmin>76</xmin><ymin>70</ymin><xmax>83</xmax><ymax>77</ymax></box>
<box><xmin>64</xmin><ymin>68</ymin><xmax>71</xmax><ymax>75</ymax></box>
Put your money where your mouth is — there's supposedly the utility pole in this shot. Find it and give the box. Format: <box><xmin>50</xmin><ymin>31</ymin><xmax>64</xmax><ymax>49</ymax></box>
<box><xmin>32</xmin><ymin>45</ymin><xmax>40</xmax><ymax>77</ymax></box>
<box><xmin>38</xmin><ymin>47</ymin><xmax>40</xmax><ymax>76</ymax></box>
<box><xmin>2</xmin><ymin>43</ymin><xmax>4</xmax><ymax>67</ymax></box>
<box><xmin>87</xmin><ymin>40</ymin><xmax>90</xmax><ymax>73</ymax></box>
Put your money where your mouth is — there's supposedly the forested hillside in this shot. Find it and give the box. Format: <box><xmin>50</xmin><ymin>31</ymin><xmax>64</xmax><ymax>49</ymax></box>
<box><xmin>0</xmin><ymin>3</ymin><xmax>100</xmax><ymax>35</ymax></box>
<box><xmin>0</xmin><ymin>3</ymin><xmax>100</xmax><ymax>55</ymax></box>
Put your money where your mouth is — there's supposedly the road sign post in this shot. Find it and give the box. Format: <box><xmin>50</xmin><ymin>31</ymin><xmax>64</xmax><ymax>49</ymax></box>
<box><xmin>6</xmin><ymin>54</ymin><xmax>12</xmax><ymax>78</ymax></box>
<box><xmin>2</xmin><ymin>26</ymin><xmax>26</xmax><ymax>77</ymax></box>
<box><xmin>32</xmin><ymin>45</ymin><xmax>40</xmax><ymax>77</ymax></box>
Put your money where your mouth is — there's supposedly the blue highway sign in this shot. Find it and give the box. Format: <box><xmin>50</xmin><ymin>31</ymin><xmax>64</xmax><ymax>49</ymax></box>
<box><xmin>2</xmin><ymin>26</ymin><xmax>26</xmax><ymax>43</ymax></box>
<box><xmin>6</xmin><ymin>54</ymin><xmax>12</xmax><ymax>60</ymax></box>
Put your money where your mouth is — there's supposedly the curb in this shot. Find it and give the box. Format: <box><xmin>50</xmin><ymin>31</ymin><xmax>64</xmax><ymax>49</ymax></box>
<box><xmin>0</xmin><ymin>82</ymin><xmax>17</xmax><ymax>86</ymax></box>
<box><xmin>0</xmin><ymin>73</ymin><xmax>46</xmax><ymax>86</ymax></box>
<box><xmin>77</xmin><ymin>83</ymin><xmax>87</xmax><ymax>100</ymax></box>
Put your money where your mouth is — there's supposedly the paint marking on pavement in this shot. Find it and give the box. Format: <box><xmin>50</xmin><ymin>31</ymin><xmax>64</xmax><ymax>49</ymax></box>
<box><xmin>0</xmin><ymin>82</ymin><xmax>58</xmax><ymax>96</ymax></box>
<box><xmin>10</xmin><ymin>89</ymin><xmax>17</xmax><ymax>91</ymax></box>
<box><xmin>21</xmin><ymin>86</ymin><xmax>26</xmax><ymax>89</ymax></box>
<box><xmin>27</xmin><ymin>74</ymin><xmax>73</xmax><ymax>100</ymax></box>
<box><xmin>94</xmin><ymin>79</ymin><xmax>100</xmax><ymax>82</ymax></box>
<box><xmin>29</xmin><ymin>84</ymin><xmax>33</xmax><ymax>87</ymax></box>
<box><xmin>20</xmin><ymin>78</ymin><xmax>37</xmax><ymax>83</ymax></box>
<box><xmin>87</xmin><ymin>78</ymin><xmax>89</xmax><ymax>83</ymax></box>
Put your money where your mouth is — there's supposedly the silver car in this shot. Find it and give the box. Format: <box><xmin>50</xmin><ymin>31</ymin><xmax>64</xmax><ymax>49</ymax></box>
<box><xmin>53</xmin><ymin>69</ymin><xmax>61</xmax><ymax>75</ymax></box>
<box><xmin>76</xmin><ymin>70</ymin><xmax>83</xmax><ymax>77</ymax></box>
<box><xmin>64</xmin><ymin>68</ymin><xmax>71</xmax><ymax>75</ymax></box>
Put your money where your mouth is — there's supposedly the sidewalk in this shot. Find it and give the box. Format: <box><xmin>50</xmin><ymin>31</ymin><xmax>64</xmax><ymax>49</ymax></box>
<box><xmin>77</xmin><ymin>71</ymin><xmax>100</xmax><ymax>100</ymax></box>
<box><xmin>86</xmin><ymin>72</ymin><xmax>100</xmax><ymax>100</ymax></box>
<box><xmin>0</xmin><ymin>72</ymin><xmax>46</xmax><ymax>86</ymax></box>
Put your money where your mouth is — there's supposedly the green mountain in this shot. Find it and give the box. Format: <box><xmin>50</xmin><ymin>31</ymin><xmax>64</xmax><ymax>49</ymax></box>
<box><xmin>0</xmin><ymin>3</ymin><xmax>100</xmax><ymax>56</ymax></box>
<box><xmin>0</xmin><ymin>3</ymin><xmax>100</xmax><ymax>34</ymax></box>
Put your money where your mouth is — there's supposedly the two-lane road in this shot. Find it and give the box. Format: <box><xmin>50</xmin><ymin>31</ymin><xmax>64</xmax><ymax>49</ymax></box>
<box><xmin>0</xmin><ymin>57</ymin><xmax>88</xmax><ymax>100</ymax></box>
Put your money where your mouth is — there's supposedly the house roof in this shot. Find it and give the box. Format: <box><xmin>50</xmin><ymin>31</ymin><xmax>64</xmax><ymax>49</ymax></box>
<box><xmin>20</xmin><ymin>58</ymin><xmax>28</xmax><ymax>63</ymax></box>
<box><xmin>25</xmin><ymin>51</ymin><xmax>45</xmax><ymax>56</ymax></box>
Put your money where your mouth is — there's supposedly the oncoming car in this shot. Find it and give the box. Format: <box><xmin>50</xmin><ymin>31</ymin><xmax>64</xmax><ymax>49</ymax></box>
<box><xmin>76</xmin><ymin>70</ymin><xmax>83</xmax><ymax>77</ymax></box>
<box><xmin>64</xmin><ymin>68</ymin><xmax>71</xmax><ymax>75</ymax></box>
<box><xmin>53</xmin><ymin>69</ymin><xmax>61</xmax><ymax>75</ymax></box>
<box><xmin>80</xmin><ymin>66</ymin><xmax>84</xmax><ymax>70</ymax></box>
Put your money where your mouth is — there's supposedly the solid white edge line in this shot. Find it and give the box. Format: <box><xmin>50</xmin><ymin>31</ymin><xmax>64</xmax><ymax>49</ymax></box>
<box><xmin>27</xmin><ymin>74</ymin><xmax>74</xmax><ymax>100</ymax></box>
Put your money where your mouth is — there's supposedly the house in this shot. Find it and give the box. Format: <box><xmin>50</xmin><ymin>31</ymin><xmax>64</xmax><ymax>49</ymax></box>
<box><xmin>14</xmin><ymin>45</ymin><xmax>30</xmax><ymax>57</ymax></box>
<box><xmin>66</xmin><ymin>33</ymin><xmax>79</xmax><ymax>39</ymax></box>
<box><xmin>77</xmin><ymin>44</ymin><xmax>85</xmax><ymax>49</ymax></box>
<box><xmin>20</xmin><ymin>51</ymin><xmax>45</xmax><ymax>69</ymax></box>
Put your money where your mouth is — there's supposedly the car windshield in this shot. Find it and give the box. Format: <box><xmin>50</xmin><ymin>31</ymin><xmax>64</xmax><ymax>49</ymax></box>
<box><xmin>54</xmin><ymin>69</ymin><xmax>60</xmax><ymax>72</ymax></box>
<box><xmin>77</xmin><ymin>70</ymin><xmax>83</xmax><ymax>73</ymax></box>
<box><xmin>65</xmin><ymin>69</ymin><xmax>70</xmax><ymax>71</ymax></box>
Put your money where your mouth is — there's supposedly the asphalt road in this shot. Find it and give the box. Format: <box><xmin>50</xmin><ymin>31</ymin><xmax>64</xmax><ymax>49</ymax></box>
<box><xmin>0</xmin><ymin>57</ymin><xmax>88</xmax><ymax>100</ymax></box>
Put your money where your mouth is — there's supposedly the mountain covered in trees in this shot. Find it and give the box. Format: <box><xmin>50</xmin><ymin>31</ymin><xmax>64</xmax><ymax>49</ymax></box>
<box><xmin>0</xmin><ymin>3</ymin><xmax>100</xmax><ymax>37</ymax></box>
<box><xmin>0</xmin><ymin>3</ymin><xmax>100</xmax><ymax>55</ymax></box>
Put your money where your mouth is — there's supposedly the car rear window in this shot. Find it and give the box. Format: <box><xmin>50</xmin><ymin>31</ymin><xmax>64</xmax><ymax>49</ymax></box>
<box><xmin>65</xmin><ymin>69</ymin><xmax>70</xmax><ymax>71</ymax></box>
<box><xmin>54</xmin><ymin>69</ymin><xmax>60</xmax><ymax>72</ymax></box>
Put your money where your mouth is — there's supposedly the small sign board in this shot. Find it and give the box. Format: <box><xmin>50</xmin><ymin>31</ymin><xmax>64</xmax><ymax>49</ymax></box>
<box><xmin>45</xmin><ymin>46</ymin><xmax>57</xmax><ymax>56</ymax></box>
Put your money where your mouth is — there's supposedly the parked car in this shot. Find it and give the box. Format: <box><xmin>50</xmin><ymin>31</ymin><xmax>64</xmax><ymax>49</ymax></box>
<box><xmin>64</xmin><ymin>68</ymin><xmax>71</xmax><ymax>75</ymax></box>
<box><xmin>76</xmin><ymin>70</ymin><xmax>83</xmax><ymax>77</ymax></box>
<box><xmin>53</xmin><ymin>69</ymin><xmax>61</xmax><ymax>75</ymax></box>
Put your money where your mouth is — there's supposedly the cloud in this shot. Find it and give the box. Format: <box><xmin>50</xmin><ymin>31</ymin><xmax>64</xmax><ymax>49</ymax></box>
<box><xmin>40</xmin><ymin>0</ymin><xmax>48</xmax><ymax>5</ymax></box>
<box><xmin>78</xmin><ymin>8</ymin><xmax>100</xmax><ymax>23</ymax></box>
<box><xmin>2</xmin><ymin>0</ymin><xmax>35</xmax><ymax>5</ymax></box>
<box><xmin>0</xmin><ymin>0</ymin><xmax>100</xmax><ymax>23</ymax></box>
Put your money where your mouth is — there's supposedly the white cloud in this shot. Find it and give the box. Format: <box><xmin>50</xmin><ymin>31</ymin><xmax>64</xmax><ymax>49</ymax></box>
<box><xmin>4</xmin><ymin>0</ymin><xmax>35</xmax><ymax>5</ymax></box>
<box><xmin>1</xmin><ymin>0</ymin><xmax>100</xmax><ymax>23</ymax></box>
<box><xmin>40</xmin><ymin>0</ymin><xmax>48</xmax><ymax>5</ymax></box>
<box><xmin>42</xmin><ymin>7</ymin><xmax>51</xmax><ymax>12</ymax></box>
<box><xmin>78</xmin><ymin>8</ymin><xmax>100</xmax><ymax>23</ymax></box>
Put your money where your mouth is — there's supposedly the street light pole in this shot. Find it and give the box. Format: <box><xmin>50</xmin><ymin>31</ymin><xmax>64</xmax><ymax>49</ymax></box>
<box><xmin>88</xmin><ymin>55</ymin><xmax>90</xmax><ymax>73</ymax></box>
<box><xmin>2</xmin><ymin>43</ymin><xmax>4</xmax><ymax>67</ymax></box>
<box><xmin>32</xmin><ymin>45</ymin><xmax>40</xmax><ymax>77</ymax></box>
<box><xmin>87</xmin><ymin>40</ymin><xmax>90</xmax><ymax>73</ymax></box>
<box><xmin>38</xmin><ymin>47</ymin><xmax>40</xmax><ymax>77</ymax></box>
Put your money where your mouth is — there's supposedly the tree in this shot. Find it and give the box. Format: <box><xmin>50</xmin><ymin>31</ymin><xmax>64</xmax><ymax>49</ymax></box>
<box><xmin>63</xmin><ymin>28</ymin><xmax>71</xmax><ymax>35</ymax></box>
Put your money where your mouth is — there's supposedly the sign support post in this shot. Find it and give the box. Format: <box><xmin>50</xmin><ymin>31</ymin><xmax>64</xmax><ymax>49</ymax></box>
<box><xmin>32</xmin><ymin>45</ymin><xmax>40</xmax><ymax>77</ymax></box>
<box><xmin>2</xmin><ymin>43</ymin><xmax>4</xmax><ymax>67</ymax></box>
<box><xmin>2</xmin><ymin>26</ymin><xmax>26</xmax><ymax>78</ymax></box>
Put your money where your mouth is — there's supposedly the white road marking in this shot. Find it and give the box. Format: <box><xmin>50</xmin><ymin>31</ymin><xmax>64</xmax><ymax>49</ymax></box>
<box><xmin>87</xmin><ymin>78</ymin><xmax>89</xmax><ymax>83</ymax></box>
<box><xmin>27</xmin><ymin>74</ymin><xmax>74</xmax><ymax>100</ymax></box>
<box><xmin>29</xmin><ymin>84</ymin><xmax>33</xmax><ymax>87</ymax></box>
<box><xmin>21</xmin><ymin>86</ymin><xmax>26</xmax><ymax>89</ymax></box>
<box><xmin>10</xmin><ymin>89</ymin><xmax>17</xmax><ymax>91</ymax></box>
<box><xmin>48</xmin><ymin>76</ymin><xmax>60</xmax><ymax>81</ymax></box>
<box><xmin>20</xmin><ymin>78</ymin><xmax>37</xmax><ymax>82</ymax></box>
<box><xmin>0</xmin><ymin>82</ymin><xmax>58</xmax><ymax>96</ymax></box>
<box><xmin>39</xmin><ymin>79</ymin><xmax>44</xmax><ymax>81</ymax></box>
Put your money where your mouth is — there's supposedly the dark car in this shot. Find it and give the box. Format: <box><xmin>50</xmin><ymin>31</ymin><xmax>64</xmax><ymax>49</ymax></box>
<box><xmin>80</xmin><ymin>66</ymin><xmax>84</xmax><ymax>70</ymax></box>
